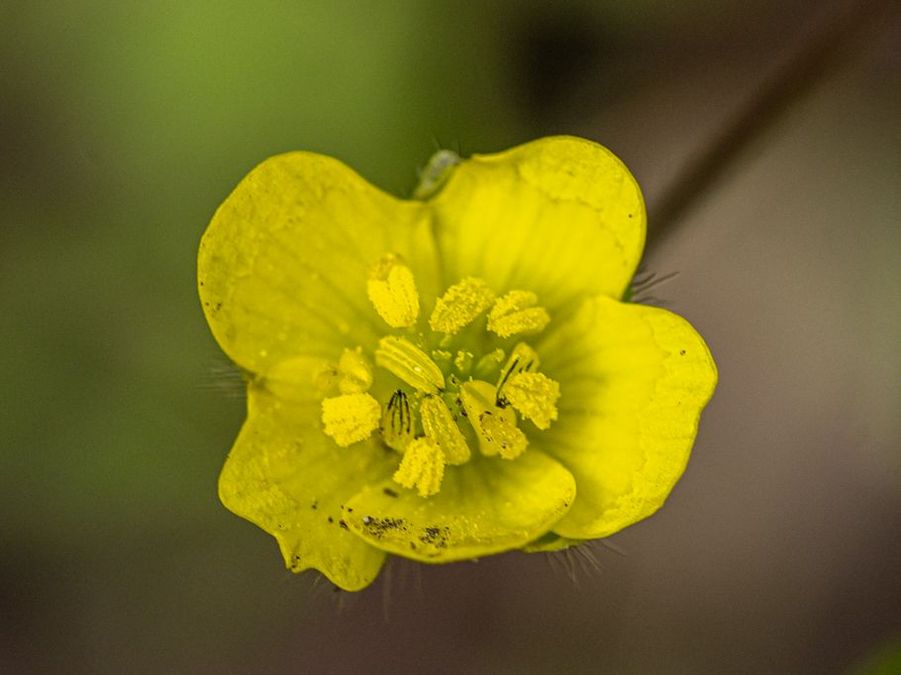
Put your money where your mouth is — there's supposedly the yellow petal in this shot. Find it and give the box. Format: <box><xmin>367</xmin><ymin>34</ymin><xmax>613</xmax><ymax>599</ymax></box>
<box><xmin>428</xmin><ymin>136</ymin><xmax>645</xmax><ymax>308</ymax></box>
<box><xmin>536</xmin><ymin>295</ymin><xmax>717</xmax><ymax>539</ymax></box>
<box><xmin>198</xmin><ymin>152</ymin><xmax>437</xmax><ymax>376</ymax></box>
<box><xmin>219</xmin><ymin>385</ymin><xmax>396</xmax><ymax>591</ymax></box>
<box><xmin>343</xmin><ymin>452</ymin><xmax>575</xmax><ymax>562</ymax></box>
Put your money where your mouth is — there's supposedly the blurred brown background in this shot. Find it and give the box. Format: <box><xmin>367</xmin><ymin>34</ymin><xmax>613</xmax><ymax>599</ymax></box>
<box><xmin>1</xmin><ymin>1</ymin><xmax>899</xmax><ymax>672</ymax></box>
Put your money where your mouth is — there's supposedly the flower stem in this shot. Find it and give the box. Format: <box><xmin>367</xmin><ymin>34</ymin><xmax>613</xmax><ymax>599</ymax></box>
<box><xmin>646</xmin><ymin>0</ymin><xmax>897</xmax><ymax>254</ymax></box>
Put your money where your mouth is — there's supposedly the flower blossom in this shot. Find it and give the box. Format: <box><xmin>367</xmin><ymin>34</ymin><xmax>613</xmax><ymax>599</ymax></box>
<box><xmin>198</xmin><ymin>136</ymin><xmax>717</xmax><ymax>591</ymax></box>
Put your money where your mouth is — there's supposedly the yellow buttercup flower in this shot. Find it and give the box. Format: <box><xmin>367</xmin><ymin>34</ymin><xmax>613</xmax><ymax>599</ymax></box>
<box><xmin>198</xmin><ymin>136</ymin><xmax>717</xmax><ymax>591</ymax></box>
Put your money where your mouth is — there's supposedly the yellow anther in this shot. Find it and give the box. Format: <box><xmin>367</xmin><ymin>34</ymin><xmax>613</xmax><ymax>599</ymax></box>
<box><xmin>321</xmin><ymin>393</ymin><xmax>381</xmax><ymax>447</ymax></box>
<box><xmin>393</xmin><ymin>437</ymin><xmax>446</xmax><ymax>497</ymax></box>
<box><xmin>496</xmin><ymin>342</ymin><xmax>540</xmax><ymax>400</ymax></box>
<box><xmin>428</xmin><ymin>277</ymin><xmax>495</xmax><ymax>335</ymax></box>
<box><xmin>504</xmin><ymin>372</ymin><xmax>561</xmax><ymax>430</ymax></box>
<box><xmin>461</xmin><ymin>380</ymin><xmax>529</xmax><ymax>459</ymax></box>
<box><xmin>487</xmin><ymin>290</ymin><xmax>550</xmax><ymax>338</ymax></box>
<box><xmin>380</xmin><ymin>390</ymin><xmax>415</xmax><ymax>452</ymax></box>
<box><xmin>337</xmin><ymin>347</ymin><xmax>373</xmax><ymax>394</ymax></box>
<box><xmin>367</xmin><ymin>254</ymin><xmax>420</xmax><ymax>328</ymax></box>
<box><xmin>420</xmin><ymin>396</ymin><xmax>471</xmax><ymax>465</ymax></box>
<box><xmin>375</xmin><ymin>336</ymin><xmax>445</xmax><ymax>394</ymax></box>
<box><xmin>479</xmin><ymin>410</ymin><xmax>528</xmax><ymax>460</ymax></box>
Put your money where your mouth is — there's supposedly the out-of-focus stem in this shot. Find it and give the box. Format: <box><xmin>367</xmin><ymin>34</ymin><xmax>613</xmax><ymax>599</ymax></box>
<box><xmin>646</xmin><ymin>0</ymin><xmax>897</xmax><ymax>254</ymax></box>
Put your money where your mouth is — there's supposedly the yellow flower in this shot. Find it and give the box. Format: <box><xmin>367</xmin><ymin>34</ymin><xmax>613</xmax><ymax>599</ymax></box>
<box><xmin>198</xmin><ymin>136</ymin><xmax>717</xmax><ymax>591</ymax></box>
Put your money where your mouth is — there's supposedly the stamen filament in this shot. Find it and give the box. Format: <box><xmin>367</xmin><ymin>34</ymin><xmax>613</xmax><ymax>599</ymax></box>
<box><xmin>496</xmin><ymin>342</ymin><xmax>540</xmax><ymax>403</ymax></box>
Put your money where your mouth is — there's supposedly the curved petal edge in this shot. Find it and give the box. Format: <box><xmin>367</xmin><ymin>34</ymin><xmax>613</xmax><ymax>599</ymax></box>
<box><xmin>537</xmin><ymin>295</ymin><xmax>717</xmax><ymax>539</ymax></box>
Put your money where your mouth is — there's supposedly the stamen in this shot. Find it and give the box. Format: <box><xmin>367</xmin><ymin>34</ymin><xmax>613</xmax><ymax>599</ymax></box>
<box><xmin>393</xmin><ymin>437</ymin><xmax>446</xmax><ymax>497</ymax></box>
<box><xmin>367</xmin><ymin>254</ymin><xmax>420</xmax><ymax>328</ymax></box>
<box><xmin>381</xmin><ymin>390</ymin><xmax>414</xmax><ymax>452</ymax></box>
<box><xmin>420</xmin><ymin>395</ymin><xmax>471</xmax><ymax>465</ymax></box>
<box><xmin>460</xmin><ymin>380</ymin><xmax>529</xmax><ymax>459</ymax></box>
<box><xmin>496</xmin><ymin>342</ymin><xmax>540</xmax><ymax>402</ymax></box>
<box><xmin>487</xmin><ymin>290</ymin><xmax>550</xmax><ymax>338</ymax></box>
<box><xmin>337</xmin><ymin>347</ymin><xmax>373</xmax><ymax>394</ymax></box>
<box><xmin>321</xmin><ymin>393</ymin><xmax>381</xmax><ymax>447</ymax></box>
<box><xmin>375</xmin><ymin>336</ymin><xmax>445</xmax><ymax>394</ymax></box>
<box><xmin>428</xmin><ymin>277</ymin><xmax>495</xmax><ymax>335</ymax></box>
<box><xmin>504</xmin><ymin>372</ymin><xmax>560</xmax><ymax>430</ymax></box>
<box><xmin>479</xmin><ymin>411</ymin><xmax>528</xmax><ymax>460</ymax></box>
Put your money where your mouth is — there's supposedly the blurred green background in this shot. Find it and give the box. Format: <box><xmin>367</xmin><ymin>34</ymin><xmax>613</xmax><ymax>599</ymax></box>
<box><xmin>2</xmin><ymin>1</ymin><xmax>899</xmax><ymax>672</ymax></box>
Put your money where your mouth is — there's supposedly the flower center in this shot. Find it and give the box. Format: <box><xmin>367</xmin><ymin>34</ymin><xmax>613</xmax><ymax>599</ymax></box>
<box><xmin>318</xmin><ymin>253</ymin><xmax>561</xmax><ymax>497</ymax></box>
